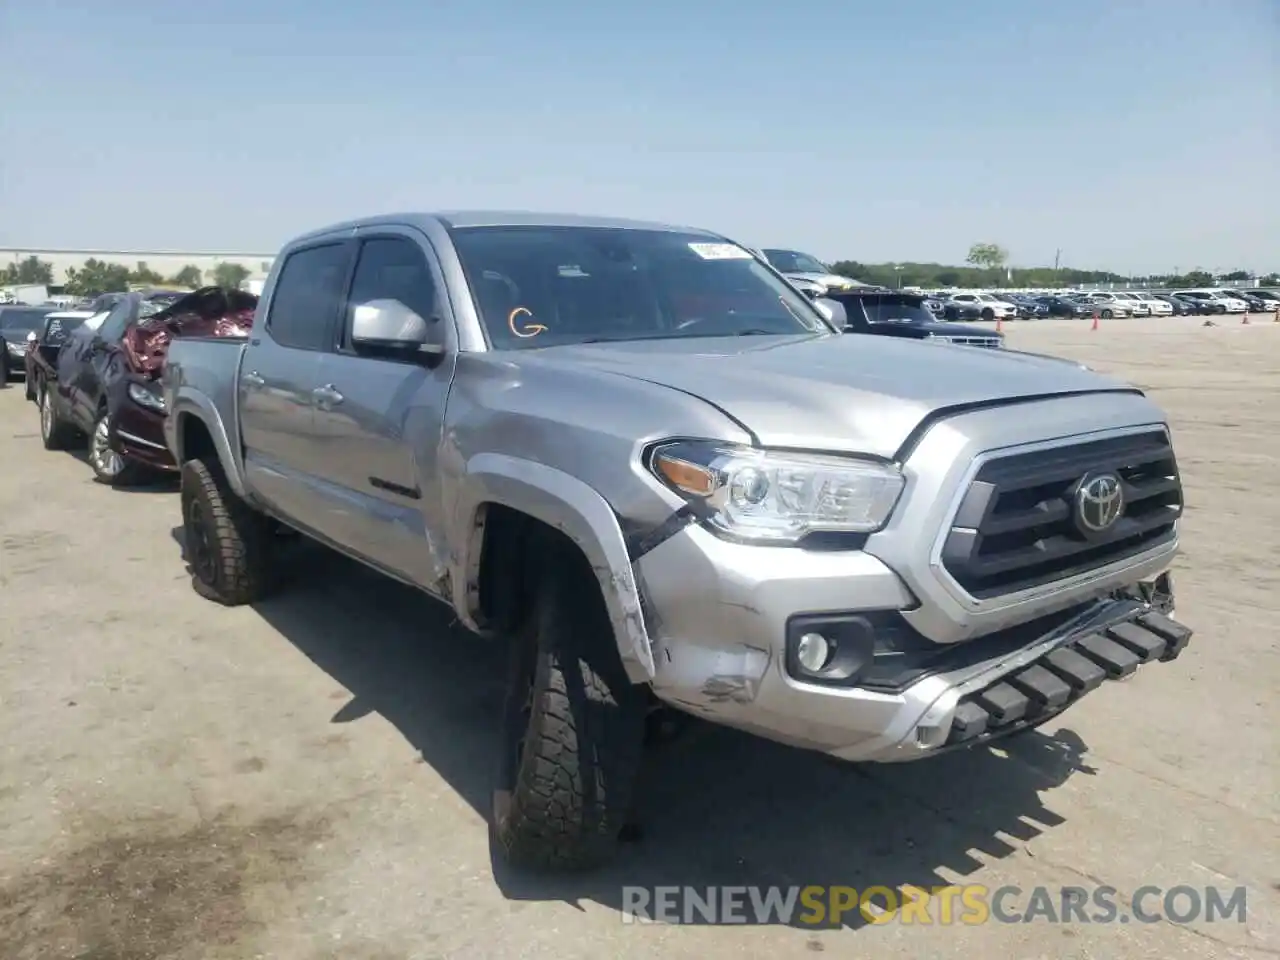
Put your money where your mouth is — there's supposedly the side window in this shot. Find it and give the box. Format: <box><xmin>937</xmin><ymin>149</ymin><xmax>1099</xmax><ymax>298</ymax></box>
<box><xmin>95</xmin><ymin>301</ymin><xmax>135</xmax><ymax>342</ymax></box>
<box><xmin>265</xmin><ymin>243</ymin><xmax>351</xmax><ymax>351</ymax></box>
<box><xmin>343</xmin><ymin>236</ymin><xmax>439</xmax><ymax>349</ymax></box>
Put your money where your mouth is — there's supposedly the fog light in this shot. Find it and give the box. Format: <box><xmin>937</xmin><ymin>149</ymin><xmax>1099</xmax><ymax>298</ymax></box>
<box><xmin>785</xmin><ymin>614</ymin><xmax>878</xmax><ymax>685</ymax></box>
<box><xmin>796</xmin><ymin>633</ymin><xmax>832</xmax><ymax>673</ymax></box>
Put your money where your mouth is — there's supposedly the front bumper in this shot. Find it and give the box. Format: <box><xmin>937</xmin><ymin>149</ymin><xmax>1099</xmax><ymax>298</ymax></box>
<box><xmin>108</xmin><ymin>379</ymin><xmax>177</xmax><ymax>471</ymax></box>
<box><xmin>639</xmin><ymin>521</ymin><xmax>1190</xmax><ymax>762</ymax></box>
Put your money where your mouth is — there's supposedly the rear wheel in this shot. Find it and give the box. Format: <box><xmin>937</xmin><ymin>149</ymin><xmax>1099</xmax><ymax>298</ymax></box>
<box><xmin>40</xmin><ymin>386</ymin><xmax>78</xmax><ymax>450</ymax></box>
<box><xmin>492</xmin><ymin>558</ymin><xmax>646</xmax><ymax>871</ymax></box>
<box><xmin>180</xmin><ymin>457</ymin><xmax>275</xmax><ymax>605</ymax></box>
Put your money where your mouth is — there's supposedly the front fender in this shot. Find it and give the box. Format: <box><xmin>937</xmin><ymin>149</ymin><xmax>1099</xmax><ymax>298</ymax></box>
<box><xmin>168</xmin><ymin>392</ymin><xmax>247</xmax><ymax>499</ymax></box>
<box><xmin>452</xmin><ymin>453</ymin><xmax>655</xmax><ymax>682</ymax></box>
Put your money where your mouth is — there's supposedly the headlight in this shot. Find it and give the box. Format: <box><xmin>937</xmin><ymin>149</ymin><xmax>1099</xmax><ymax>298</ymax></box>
<box><xmin>648</xmin><ymin>440</ymin><xmax>905</xmax><ymax>544</ymax></box>
<box><xmin>127</xmin><ymin>382</ymin><xmax>167</xmax><ymax>412</ymax></box>
<box><xmin>6</xmin><ymin>340</ymin><xmax>24</xmax><ymax>356</ymax></box>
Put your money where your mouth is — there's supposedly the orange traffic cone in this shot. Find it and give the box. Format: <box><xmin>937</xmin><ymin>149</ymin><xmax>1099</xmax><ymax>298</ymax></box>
<box><xmin>1242</xmin><ymin>313</ymin><xmax>1250</xmax><ymax>325</ymax></box>
<box><xmin>1091</xmin><ymin>312</ymin><xmax>1099</xmax><ymax>332</ymax></box>
<box><xmin>1273</xmin><ymin>306</ymin><xmax>1279</xmax><ymax>323</ymax></box>
<box><xmin>995</xmin><ymin>316</ymin><xmax>1003</xmax><ymax>334</ymax></box>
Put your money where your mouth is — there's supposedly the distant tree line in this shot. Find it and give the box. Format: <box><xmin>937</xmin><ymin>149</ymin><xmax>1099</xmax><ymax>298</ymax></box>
<box><xmin>4</xmin><ymin>247</ymin><xmax>1275</xmax><ymax>299</ymax></box>
<box><xmin>1</xmin><ymin>255</ymin><xmax>252</xmax><ymax>297</ymax></box>
<box><xmin>829</xmin><ymin>243</ymin><xmax>1278</xmax><ymax>290</ymax></box>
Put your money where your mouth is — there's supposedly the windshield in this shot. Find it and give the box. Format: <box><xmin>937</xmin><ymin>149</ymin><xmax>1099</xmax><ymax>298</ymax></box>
<box><xmin>859</xmin><ymin>298</ymin><xmax>935</xmax><ymax>324</ymax></box>
<box><xmin>761</xmin><ymin>249</ymin><xmax>830</xmax><ymax>274</ymax></box>
<box><xmin>0</xmin><ymin>307</ymin><xmax>53</xmax><ymax>332</ymax></box>
<box><xmin>449</xmin><ymin>226</ymin><xmax>828</xmax><ymax>349</ymax></box>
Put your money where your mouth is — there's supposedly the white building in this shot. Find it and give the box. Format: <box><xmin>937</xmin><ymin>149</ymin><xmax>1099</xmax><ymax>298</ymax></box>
<box><xmin>0</xmin><ymin>247</ymin><xmax>276</xmax><ymax>286</ymax></box>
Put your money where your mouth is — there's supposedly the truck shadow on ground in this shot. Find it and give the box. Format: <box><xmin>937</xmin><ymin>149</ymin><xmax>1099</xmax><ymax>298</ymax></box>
<box><xmin>232</xmin><ymin>537</ymin><xmax>1097</xmax><ymax>932</ymax></box>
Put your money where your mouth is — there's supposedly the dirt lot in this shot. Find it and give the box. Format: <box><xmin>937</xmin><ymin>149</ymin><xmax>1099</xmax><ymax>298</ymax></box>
<box><xmin>1</xmin><ymin>315</ymin><xmax>1276</xmax><ymax>959</ymax></box>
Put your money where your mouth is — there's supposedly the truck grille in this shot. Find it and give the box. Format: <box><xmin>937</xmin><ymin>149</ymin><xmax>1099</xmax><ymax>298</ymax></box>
<box><xmin>939</xmin><ymin>430</ymin><xmax>1182</xmax><ymax>598</ymax></box>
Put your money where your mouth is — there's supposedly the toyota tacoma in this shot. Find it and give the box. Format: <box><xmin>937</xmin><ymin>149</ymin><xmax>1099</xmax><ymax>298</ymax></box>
<box><xmin>161</xmin><ymin>212</ymin><xmax>1192</xmax><ymax>871</ymax></box>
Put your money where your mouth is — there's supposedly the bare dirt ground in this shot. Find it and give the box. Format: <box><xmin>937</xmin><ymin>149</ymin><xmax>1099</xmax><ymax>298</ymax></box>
<box><xmin>1</xmin><ymin>315</ymin><xmax>1276</xmax><ymax>959</ymax></box>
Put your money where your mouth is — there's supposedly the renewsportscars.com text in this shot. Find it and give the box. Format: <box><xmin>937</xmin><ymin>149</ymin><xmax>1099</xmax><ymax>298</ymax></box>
<box><xmin>620</xmin><ymin>884</ymin><xmax>1248</xmax><ymax>926</ymax></box>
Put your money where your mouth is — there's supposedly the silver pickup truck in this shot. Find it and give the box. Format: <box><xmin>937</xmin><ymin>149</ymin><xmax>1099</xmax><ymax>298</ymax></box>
<box><xmin>162</xmin><ymin>212</ymin><xmax>1192</xmax><ymax>871</ymax></box>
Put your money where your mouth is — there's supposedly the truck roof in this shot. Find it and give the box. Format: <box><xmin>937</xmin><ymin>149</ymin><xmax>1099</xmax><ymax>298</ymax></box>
<box><xmin>289</xmin><ymin>211</ymin><xmax>723</xmax><ymax>245</ymax></box>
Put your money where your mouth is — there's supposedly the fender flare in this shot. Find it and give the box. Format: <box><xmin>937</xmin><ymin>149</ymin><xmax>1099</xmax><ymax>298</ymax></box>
<box><xmin>452</xmin><ymin>453</ymin><xmax>655</xmax><ymax>681</ymax></box>
<box><xmin>168</xmin><ymin>394</ymin><xmax>247</xmax><ymax>499</ymax></box>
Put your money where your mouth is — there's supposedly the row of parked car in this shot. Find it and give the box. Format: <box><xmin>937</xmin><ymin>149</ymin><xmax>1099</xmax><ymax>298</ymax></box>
<box><xmin>929</xmin><ymin>288</ymin><xmax>1280</xmax><ymax>322</ymax></box>
<box><xmin>0</xmin><ymin>287</ymin><xmax>256</xmax><ymax>484</ymax></box>
<box><xmin>754</xmin><ymin>248</ymin><xmax>1280</xmax><ymax>322</ymax></box>
<box><xmin>1</xmin><ymin>212</ymin><xmax>1196</xmax><ymax>874</ymax></box>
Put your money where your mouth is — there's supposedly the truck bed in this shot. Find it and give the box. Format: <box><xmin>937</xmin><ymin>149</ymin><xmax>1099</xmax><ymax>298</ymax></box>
<box><xmin>161</xmin><ymin>336</ymin><xmax>248</xmax><ymax>484</ymax></box>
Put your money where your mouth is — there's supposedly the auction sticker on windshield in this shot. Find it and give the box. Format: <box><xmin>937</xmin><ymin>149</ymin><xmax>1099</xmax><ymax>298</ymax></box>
<box><xmin>688</xmin><ymin>243</ymin><xmax>753</xmax><ymax>260</ymax></box>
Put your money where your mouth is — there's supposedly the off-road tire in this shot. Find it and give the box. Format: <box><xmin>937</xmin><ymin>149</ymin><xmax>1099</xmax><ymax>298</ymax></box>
<box><xmin>180</xmin><ymin>457</ymin><xmax>274</xmax><ymax>606</ymax></box>
<box><xmin>40</xmin><ymin>385</ymin><xmax>78</xmax><ymax>450</ymax></box>
<box><xmin>492</xmin><ymin>561</ymin><xmax>646</xmax><ymax>871</ymax></box>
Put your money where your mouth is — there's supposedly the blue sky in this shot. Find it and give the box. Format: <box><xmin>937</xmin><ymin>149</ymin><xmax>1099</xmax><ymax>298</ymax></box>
<box><xmin>1</xmin><ymin>0</ymin><xmax>1276</xmax><ymax>274</ymax></box>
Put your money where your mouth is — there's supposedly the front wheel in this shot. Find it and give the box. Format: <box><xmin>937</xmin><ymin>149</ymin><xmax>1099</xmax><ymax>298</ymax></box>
<box><xmin>180</xmin><ymin>458</ymin><xmax>276</xmax><ymax>605</ymax></box>
<box><xmin>492</xmin><ymin>561</ymin><xmax>646</xmax><ymax>871</ymax></box>
<box><xmin>1101</xmin><ymin>309</ymin><xmax>1113</xmax><ymax>320</ymax></box>
<box><xmin>88</xmin><ymin>410</ymin><xmax>145</xmax><ymax>486</ymax></box>
<box><xmin>981</xmin><ymin>308</ymin><xmax>995</xmax><ymax>322</ymax></box>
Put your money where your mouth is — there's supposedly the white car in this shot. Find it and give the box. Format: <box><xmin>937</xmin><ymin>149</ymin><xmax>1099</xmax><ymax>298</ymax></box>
<box><xmin>1181</xmin><ymin>289</ymin><xmax>1248</xmax><ymax>313</ymax></box>
<box><xmin>1072</xmin><ymin>293</ymin><xmax>1133</xmax><ymax>319</ymax></box>
<box><xmin>946</xmin><ymin>292</ymin><xmax>1018</xmax><ymax>320</ymax></box>
<box><xmin>1122</xmin><ymin>292</ymin><xmax>1173</xmax><ymax>316</ymax></box>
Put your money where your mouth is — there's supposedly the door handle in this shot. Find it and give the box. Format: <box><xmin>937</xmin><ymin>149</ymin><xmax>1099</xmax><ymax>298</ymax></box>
<box><xmin>242</xmin><ymin>371</ymin><xmax>265</xmax><ymax>389</ymax></box>
<box><xmin>312</xmin><ymin>384</ymin><xmax>344</xmax><ymax>407</ymax></box>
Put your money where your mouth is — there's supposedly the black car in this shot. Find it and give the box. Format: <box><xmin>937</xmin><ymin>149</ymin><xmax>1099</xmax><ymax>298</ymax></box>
<box><xmin>824</xmin><ymin>290</ymin><xmax>1004</xmax><ymax>347</ymax></box>
<box><xmin>40</xmin><ymin>289</ymin><xmax>185</xmax><ymax>484</ymax></box>
<box><xmin>1152</xmin><ymin>294</ymin><xmax>1194</xmax><ymax>316</ymax></box>
<box><xmin>1006</xmin><ymin>294</ymin><xmax>1050</xmax><ymax>319</ymax></box>
<box><xmin>0</xmin><ymin>304</ymin><xmax>58</xmax><ymax>381</ymax></box>
<box><xmin>1170</xmin><ymin>293</ymin><xmax>1224</xmax><ymax>315</ymax></box>
<box><xmin>932</xmin><ymin>298</ymin><xmax>985</xmax><ymax>322</ymax></box>
<box><xmin>1035</xmin><ymin>295</ymin><xmax>1092</xmax><ymax>318</ymax></box>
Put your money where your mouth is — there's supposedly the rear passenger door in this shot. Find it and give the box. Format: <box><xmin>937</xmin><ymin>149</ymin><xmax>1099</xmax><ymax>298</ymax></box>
<box><xmin>239</xmin><ymin>239</ymin><xmax>354</xmax><ymax>526</ymax></box>
<box><xmin>308</xmin><ymin>229</ymin><xmax>457</xmax><ymax>592</ymax></box>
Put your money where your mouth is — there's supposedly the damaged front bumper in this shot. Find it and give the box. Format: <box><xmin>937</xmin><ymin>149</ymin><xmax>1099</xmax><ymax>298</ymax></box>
<box><xmin>639</xmin><ymin>521</ymin><xmax>1191</xmax><ymax>762</ymax></box>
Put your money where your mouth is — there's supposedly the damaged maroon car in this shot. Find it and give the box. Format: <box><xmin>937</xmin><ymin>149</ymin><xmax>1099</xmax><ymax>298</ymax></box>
<box><xmin>41</xmin><ymin>286</ymin><xmax>257</xmax><ymax>485</ymax></box>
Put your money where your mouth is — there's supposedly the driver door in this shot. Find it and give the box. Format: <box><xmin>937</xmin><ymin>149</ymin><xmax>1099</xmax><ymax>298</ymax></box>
<box><xmin>308</xmin><ymin>229</ymin><xmax>457</xmax><ymax>592</ymax></box>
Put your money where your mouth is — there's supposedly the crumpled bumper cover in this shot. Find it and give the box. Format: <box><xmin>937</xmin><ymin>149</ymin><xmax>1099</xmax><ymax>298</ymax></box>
<box><xmin>942</xmin><ymin>610</ymin><xmax>1192</xmax><ymax>750</ymax></box>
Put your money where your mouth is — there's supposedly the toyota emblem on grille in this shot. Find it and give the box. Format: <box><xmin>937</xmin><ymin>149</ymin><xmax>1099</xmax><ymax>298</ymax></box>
<box><xmin>1075</xmin><ymin>472</ymin><xmax>1125</xmax><ymax>534</ymax></box>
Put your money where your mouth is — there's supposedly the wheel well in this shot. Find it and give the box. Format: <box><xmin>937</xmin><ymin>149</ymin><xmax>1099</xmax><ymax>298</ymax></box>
<box><xmin>474</xmin><ymin>503</ymin><xmax>602</xmax><ymax>636</ymax></box>
<box><xmin>179</xmin><ymin>414</ymin><xmax>217</xmax><ymax>464</ymax></box>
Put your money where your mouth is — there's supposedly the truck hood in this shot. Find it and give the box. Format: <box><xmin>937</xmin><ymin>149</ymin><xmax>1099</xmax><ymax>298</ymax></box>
<box><xmin>523</xmin><ymin>334</ymin><xmax>1137</xmax><ymax>459</ymax></box>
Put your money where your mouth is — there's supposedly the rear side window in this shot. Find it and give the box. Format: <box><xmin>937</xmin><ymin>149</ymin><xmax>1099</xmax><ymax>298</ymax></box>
<box><xmin>266</xmin><ymin>243</ymin><xmax>351</xmax><ymax>350</ymax></box>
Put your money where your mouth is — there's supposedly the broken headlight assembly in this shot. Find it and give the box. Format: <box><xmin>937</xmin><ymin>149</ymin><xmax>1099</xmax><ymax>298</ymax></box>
<box><xmin>648</xmin><ymin>439</ymin><xmax>905</xmax><ymax>545</ymax></box>
<box><xmin>127</xmin><ymin>381</ymin><xmax>167</xmax><ymax>412</ymax></box>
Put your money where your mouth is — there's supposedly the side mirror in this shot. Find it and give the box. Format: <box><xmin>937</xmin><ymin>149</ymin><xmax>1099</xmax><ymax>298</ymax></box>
<box><xmin>350</xmin><ymin>298</ymin><xmax>444</xmax><ymax>356</ymax></box>
<box><xmin>814</xmin><ymin>297</ymin><xmax>847</xmax><ymax>328</ymax></box>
